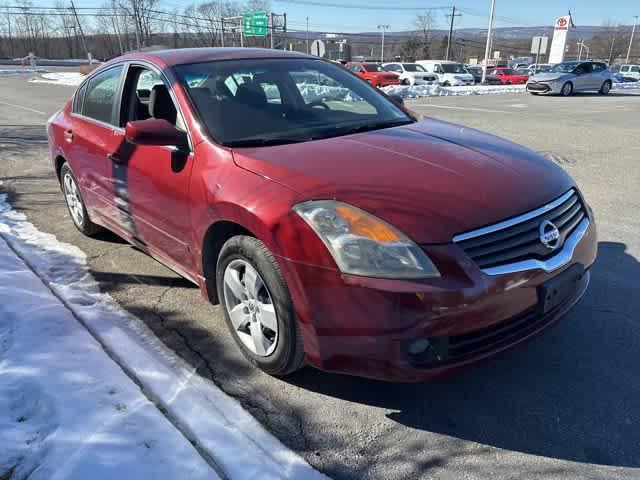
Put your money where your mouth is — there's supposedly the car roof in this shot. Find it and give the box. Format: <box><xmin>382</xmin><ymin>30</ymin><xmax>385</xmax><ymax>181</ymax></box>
<box><xmin>105</xmin><ymin>47</ymin><xmax>310</xmax><ymax>68</ymax></box>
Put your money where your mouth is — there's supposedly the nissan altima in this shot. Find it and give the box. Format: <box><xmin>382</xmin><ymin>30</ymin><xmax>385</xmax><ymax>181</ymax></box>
<box><xmin>48</xmin><ymin>48</ymin><xmax>597</xmax><ymax>381</ymax></box>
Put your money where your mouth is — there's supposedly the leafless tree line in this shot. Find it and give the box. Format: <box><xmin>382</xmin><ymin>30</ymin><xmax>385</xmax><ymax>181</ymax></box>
<box><xmin>0</xmin><ymin>0</ymin><xmax>270</xmax><ymax>60</ymax></box>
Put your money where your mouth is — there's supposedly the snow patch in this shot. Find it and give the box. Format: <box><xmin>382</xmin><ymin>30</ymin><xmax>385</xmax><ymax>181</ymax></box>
<box><xmin>0</xmin><ymin>226</ymin><xmax>218</xmax><ymax>479</ymax></box>
<box><xmin>0</xmin><ymin>192</ymin><xmax>325</xmax><ymax>479</ymax></box>
<box><xmin>28</xmin><ymin>72</ymin><xmax>85</xmax><ymax>86</ymax></box>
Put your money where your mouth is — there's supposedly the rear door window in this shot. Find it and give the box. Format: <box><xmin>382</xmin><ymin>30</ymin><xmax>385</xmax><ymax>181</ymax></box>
<box><xmin>82</xmin><ymin>66</ymin><xmax>124</xmax><ymax>125</ymax></box>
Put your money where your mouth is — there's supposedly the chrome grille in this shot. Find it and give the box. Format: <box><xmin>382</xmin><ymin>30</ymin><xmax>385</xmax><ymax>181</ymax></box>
<box><xmin>453</xmin><ymin>189</ymin><xmax>587</xmax><ymax>270</ymax></box>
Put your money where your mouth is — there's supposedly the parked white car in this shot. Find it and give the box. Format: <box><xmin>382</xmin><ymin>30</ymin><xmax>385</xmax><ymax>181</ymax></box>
<box><xmin>415</xmin><ymin>60</ymin><xmax>475</xmax><ymax>86</ymax></box>
<box><xmin>382</xmin><ymin>63</ymin><xmax>438</xmax><ymax>85</ymax></box>
<box><xmin>619</xmin><ymin>64</ymin><xmax>640</xmax><ymax>80</ymax></box>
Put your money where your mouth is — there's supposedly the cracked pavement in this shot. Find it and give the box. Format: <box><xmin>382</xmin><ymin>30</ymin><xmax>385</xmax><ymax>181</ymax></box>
<box><xmin>1</xmin><ymin>69</ymin><xmax>639</xmax><ymax>479</ymax></box>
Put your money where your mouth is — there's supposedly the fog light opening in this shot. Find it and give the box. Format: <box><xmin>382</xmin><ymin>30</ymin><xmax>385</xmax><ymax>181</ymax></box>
<box><xmin>408</xmin><ymin>338</ymin><xmax>431</xmax><ymax>356</ymax></box>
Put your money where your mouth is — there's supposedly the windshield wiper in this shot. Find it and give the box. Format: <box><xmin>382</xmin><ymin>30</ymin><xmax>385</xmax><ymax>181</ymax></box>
<box><xmin>225</xmin><ymin>137</ymin><xmax>311</xmax><ymax>148</ymax></box>
<box><xmin>336</xmin><ymin>119</ymin><xmax>413</xmax><ymax>136</ymax></box>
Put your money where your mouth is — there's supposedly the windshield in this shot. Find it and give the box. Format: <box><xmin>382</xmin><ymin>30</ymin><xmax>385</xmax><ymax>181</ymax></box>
<box><xmin>403</xmin><ymin>64</ymin><xmax>426</xmax><ymax>72</ymax></box>
<box><xmin>441</xmin><ymin>63</ymin><xmax>467</xmax><ymax>74</ymax></box>
<box><xmin>550</xmin><ymin>62</ymin><xmax>580</xmax><ymax>73</ymax></box>
<box><xmin>363</xmin><ymin>63</ymin><xmax>384</xmax><ymax>72</ymax></box>
<box><xmin>174</xmin><ymin>58</ymin><xmax>412</xmax><ymax>147</ymax></box>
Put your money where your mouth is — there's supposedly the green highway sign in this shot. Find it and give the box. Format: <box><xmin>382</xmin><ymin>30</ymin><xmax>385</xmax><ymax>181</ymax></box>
<box><xmin>243</xmin><ymin>11</ymin><xmax>268</xmax><ymax>36</ymax></box>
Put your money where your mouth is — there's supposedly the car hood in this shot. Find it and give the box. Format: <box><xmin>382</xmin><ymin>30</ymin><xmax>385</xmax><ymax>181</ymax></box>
<box><xmin>530</xmin><ymin>72</ymin><xmax>571</xmax><ymax>82</ymax></box>
<box><xmin>232</xmin><ymin>119</ymin><xmax>573</xmax><ymax>243</ymax></box>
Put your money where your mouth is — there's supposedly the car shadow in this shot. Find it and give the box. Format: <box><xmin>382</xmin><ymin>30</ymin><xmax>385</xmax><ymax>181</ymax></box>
<box><xmin>286</xmin><ymin>241</ymin><xmax>640</xmax><ymax>468</ymax></box>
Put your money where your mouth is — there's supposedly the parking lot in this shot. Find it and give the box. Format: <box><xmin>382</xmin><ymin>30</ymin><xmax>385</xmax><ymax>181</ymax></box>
<box><xmin>1</xmin><ymin>73</ymin><xmax>639</xmax><ymax>480</ymax></box>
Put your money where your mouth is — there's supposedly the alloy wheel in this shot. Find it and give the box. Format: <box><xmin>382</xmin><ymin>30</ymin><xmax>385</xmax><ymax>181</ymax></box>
<box><xmin>63</xmin><ymin>173</ymin><xmax>84</xmax><ymax>227</ymax></box>
<box><xmin>223</xmin><ymin>259</ymin><xmax>278</xmax><ymax>357</ymax></box>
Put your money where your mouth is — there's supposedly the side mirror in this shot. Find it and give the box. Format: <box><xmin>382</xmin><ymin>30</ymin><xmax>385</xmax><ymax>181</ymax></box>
<box><xmin>388</xmin><ymin>94</ymin><xmax>404</xmax><ymax>106</ymax></box>
<box><xmin>125</xmin><ymin>118</ymin><xmax>188</xmax><ymax>149</ymax></box>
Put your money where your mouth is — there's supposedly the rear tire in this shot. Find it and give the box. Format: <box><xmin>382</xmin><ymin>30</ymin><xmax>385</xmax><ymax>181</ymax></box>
<box><xmin>560</xmin><ymin>81</ymin><xmax>573</xmax><ymax>96</ymax></box>
<box><xmin>216</xmin><ymin>235</ymin><xmax>305</xmax><ymax>377</ymax></box>
<box><xmin>599</xmin><ymin>80</ymin><xmax>611</xmax><ymax>95</ymax></box>
<box><xmin>60</xmin><ymin>163</ymin><xmax>102</xmax><ymax>237</ymax></box>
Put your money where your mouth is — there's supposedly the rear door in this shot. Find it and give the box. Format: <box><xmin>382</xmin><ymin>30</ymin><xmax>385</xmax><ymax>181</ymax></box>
<box><xmin>69</xmin><ymin>65</ymin><xmax>126</xmax><ymax>227</ymax></box>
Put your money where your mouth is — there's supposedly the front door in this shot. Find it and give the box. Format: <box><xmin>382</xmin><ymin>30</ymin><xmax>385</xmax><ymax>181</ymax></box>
<box><xmin>110</xmin><ymin>64</ymin><xmax>196</xmax><ymax>273</ymax></box>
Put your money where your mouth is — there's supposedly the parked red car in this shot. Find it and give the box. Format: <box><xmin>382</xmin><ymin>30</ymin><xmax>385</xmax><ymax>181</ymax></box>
<box><xmin>488</xmin><ymin>67</ymin><xmax>529</xmax><ymax>84</ymax></box>
<box><xmin>48</xmin><ymin>48</ymin><xmax>596</xmax><ymax>382</ymax></box>
<box><xmin>346</xmin><ymin>62</ymin><xmax>400</xmax><ymax>87</ymax></box>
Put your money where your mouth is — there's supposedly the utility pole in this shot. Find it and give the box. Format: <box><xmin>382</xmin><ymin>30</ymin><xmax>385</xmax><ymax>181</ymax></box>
<box><xmin>221</xmin><ymin>18</ymin><xmax>225</xmax><ymax>47</ymax></box>
<box><xmin>626</xmin><ymin>16</ymin><xmax>638</xmax><ymax>64</ymax></box>
<box><xmin>445</xmin><ymin>5</ymin><xmax>461</xmax><ymax>61</ymax></box>
<box><xmin>283</xmin><ymin>13</ymin><xmax>287</xmax><ymax>50</ymax></box>
<box><xmin>378</xmin><ymin>24</ymin><xmax>389</xmax><ymax>62</ymax></box>
<box><xmin>270</xmin><ymin>13</ymin><xmax>274</xmax><ymax>49</ymax></box>
<box><xmin>481</xmin><ymin>0</ymin><xmax>495</xmax><ymax>84</ymax></box>
<box><xmin>577</xmin><ymin>39</ymin><xmax>584</xmax><ymax>60</ymax></box>
<box><xmin>69</xmin><ymin>0</ymin><xmax>90</xmax><ymax>62</ymax></box>
<box><xmin>306</xmin><ymin>16</ymin><xmax>310</xmax><ymax>54</ymax></box>
<box><xmin>609</xmin><ymin>33</ymin><xmax>616</xmax><ymax>65</ymax></box>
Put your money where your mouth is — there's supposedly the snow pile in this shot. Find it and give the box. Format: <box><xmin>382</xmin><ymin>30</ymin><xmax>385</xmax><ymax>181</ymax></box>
<box><xmin>382</xmin><ymin>81</ymin><xmax>640</xmax><ymax>98</ymax></box>
<box><xmin>297</xmin><ymin>82</ymin><xmax>361</xmax><ymax>102</ymax></box>
<box><xmin>0</xmin><ymin>191</ymin><xmax>326</xmax><ymax>480</ymax></box>
<box><xmin>0</xmin><ymin>229</ymin><xmax>218</xmax><ymax>479</ymax></box>
<box><xmin>381</xmin><ymin>83</ymin><xmax>527</xmax><ymax>98</ymax></box>
<box><xmin>612</xmin><ymin>81</ymin><xmax>640</xmax><ymax>90</ymax></box>
<box><xmin>29</xmin><ymin>72</ymin><xmax>85</xmax><ymax>86</ymax></box>
<box><xmin>0</xmin><ymin>68</ymin><xmax>48</xmax><ymax>77</ymax></box>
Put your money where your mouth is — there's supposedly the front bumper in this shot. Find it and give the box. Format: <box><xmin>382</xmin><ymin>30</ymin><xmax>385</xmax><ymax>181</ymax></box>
<box><xmin>527</xmin><ymin>81</ymin><xmax>562</xmax><ymax>94</ymax></box>
<box><xmin>282</xmin><ymin>219</ymin><xmax>597</xmax><ymax>382</ymax></box>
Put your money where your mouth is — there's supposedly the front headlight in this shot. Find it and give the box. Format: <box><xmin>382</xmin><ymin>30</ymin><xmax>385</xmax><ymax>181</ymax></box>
<box><xmin>293</xmin><ymin>200</ymin><xmax>440</xmax><ymax>279</ymax></box>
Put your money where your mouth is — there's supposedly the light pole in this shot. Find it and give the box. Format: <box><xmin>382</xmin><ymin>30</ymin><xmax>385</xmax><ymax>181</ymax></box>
<box><xmin>626</xmin><ymin>16</ymin><xmax>638</xmax><ymax>64</ymax></box>
<box><xmin>306</xmin><ymin>16</ymin><xmax>310</xmax><ymax>54</ymax></box>
<box><xmin>378</xmin><ymin>24</ymin><xmax>389</xmax><ymax>63</ymax></box>
<box><xmin>481</xmin><ymin>0</ymin><xmax>496</xmax><ymax>84</ymax></box>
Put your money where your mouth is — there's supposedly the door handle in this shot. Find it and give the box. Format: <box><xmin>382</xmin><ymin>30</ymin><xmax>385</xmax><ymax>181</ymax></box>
<box><xmin>64</xmin><ymin>129</ymin><xmax>73</xmax><ymax>142</ymax></box>
<box><xmin>107</xmin><ymin>153</ymin><xmax>123</xmax><ymax>163</ymax></box>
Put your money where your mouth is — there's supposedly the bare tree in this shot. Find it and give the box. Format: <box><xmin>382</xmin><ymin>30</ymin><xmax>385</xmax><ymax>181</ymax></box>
<box><xmin>415</xmin><ymin>11</ymin><xmax>435</xmax><ymax>59</ymax></box>
<box><xmin>117</xmin><ymin>0</ymin><xmax>158</xmax><ymax>48</ymax></box>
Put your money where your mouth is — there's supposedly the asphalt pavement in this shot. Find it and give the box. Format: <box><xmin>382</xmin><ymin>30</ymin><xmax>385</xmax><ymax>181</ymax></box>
<box><xmin>1</xmin><ymin>73</ymin><xmax>639</xmax><ymax>480</ymax></box>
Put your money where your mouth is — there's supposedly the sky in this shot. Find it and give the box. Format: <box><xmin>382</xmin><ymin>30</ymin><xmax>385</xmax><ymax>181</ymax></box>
<box><xmin>268</xmin><ymin>0</ymin><xmax>638</xmax><ymax>33</ymax></box>
<box><xmin>27</xmin><ymin>0</ymin><xmax>639</xmax><ymax>33</ymax></box>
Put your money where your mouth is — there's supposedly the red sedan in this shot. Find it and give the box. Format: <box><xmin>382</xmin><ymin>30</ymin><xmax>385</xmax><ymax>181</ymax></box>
<box><xmin>346</xmin><ymin>62</ymin><xmax>400</xmax><ymax>87</ymax></box>
<box><xmin>489</xmin><ymin>67</ymin><xmax>529</xmax><ymax>84</ymax></box>
<box><xmin>48</xmin><ymin>48</ymin><xmax>596</xmax><ymax>382</ymax></box>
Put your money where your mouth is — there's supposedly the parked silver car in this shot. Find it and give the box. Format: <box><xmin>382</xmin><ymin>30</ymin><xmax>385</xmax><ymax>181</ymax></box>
<box><xmin>526</xmin><ymin>61</ymin><xmax>613</xmax><ymax>96</ymax></box>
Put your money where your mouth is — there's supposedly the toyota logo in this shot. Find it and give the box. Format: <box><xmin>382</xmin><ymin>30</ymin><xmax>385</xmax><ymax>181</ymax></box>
<box><xmin>539</xmin><ymin>220</ymin><xmax>561</xmax><ymax>250</ymax></box>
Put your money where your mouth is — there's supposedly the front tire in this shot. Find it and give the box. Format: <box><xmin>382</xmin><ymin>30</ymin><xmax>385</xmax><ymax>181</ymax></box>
<box><xmin>560</xmin><ymin>81</ymin><xmax>573</xmax><ymax>96</ymax></box>
<box><xmin>60</xmin><ymin>163</ymin><xmax>101</xmax><ymax>236</ymax></box>
<box><xmin>216</xmin><ymin>236</ymin><xmax>305</xmax><ymax>376</ymax></box>
<box><xmin>599</xmin><ymin>80</ymin><xmax>611</xmax><ymax>95</ymax></box>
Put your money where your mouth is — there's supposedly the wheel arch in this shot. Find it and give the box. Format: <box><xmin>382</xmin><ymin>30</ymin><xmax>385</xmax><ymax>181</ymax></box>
<box><xmin>201</xmin><ymin>219</ymin><xmax>256</xmax><ymax>304</ymax></box>
<box><xmin>54</xmin><ymin>155</ymin><xmax>67</xmax><ymax>183</ymax></box>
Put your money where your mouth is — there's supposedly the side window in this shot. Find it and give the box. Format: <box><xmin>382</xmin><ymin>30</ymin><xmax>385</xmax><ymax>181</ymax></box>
<box><xmin>631</xmin><ymin>66</ymin><xmax>640</xmax><ymax>73</ymax></box>
<box><xmin>259</xmin><ymin>82</ymin><xmax>282</xmax><ymax>104</ymax></box>
<box><xmin>72</xmin><ymin>82</ymin><xmax>87</xmax><ymax>114</ymax></box>
<box><xmin>82</xmin><ymin>66</ymin><xmax>123</xmax><ymax>125</ymax></box>
<box><xmin>621</xmin><ymin>66</ymin><xmax>629</xmax><ymax>72</ymax></box>
<box><xmin>433</xmin><ymin>65</ymin><xmax>441</xmax><ymax>73</ymax></box>
<box><xmin>592</xmin><ymin>63</ymin><xmax>605</xmax><ymax>72</ymax></box>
